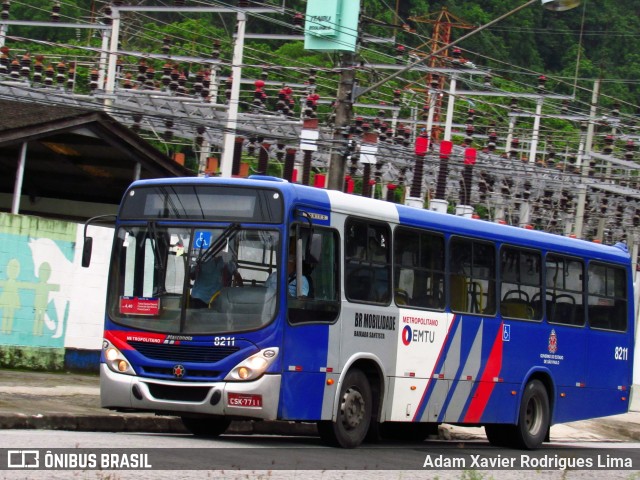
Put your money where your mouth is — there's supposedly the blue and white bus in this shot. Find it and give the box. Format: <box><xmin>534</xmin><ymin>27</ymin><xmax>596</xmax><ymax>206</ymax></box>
<box><xmin>85</xmin><ymin>175</ymin><xmax>634</xmax><ymax>449</ymax></box>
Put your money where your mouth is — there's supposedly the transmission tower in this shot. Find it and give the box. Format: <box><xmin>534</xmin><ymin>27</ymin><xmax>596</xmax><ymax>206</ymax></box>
<box><xmin>409</xmin><ymin>7</ymin><xmax>475</xmax><ymax>141</ymax></box>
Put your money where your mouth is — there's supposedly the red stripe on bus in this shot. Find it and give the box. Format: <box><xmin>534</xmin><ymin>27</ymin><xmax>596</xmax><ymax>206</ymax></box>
<box><xmin>463</xmin><ymin>325</ymin><xmax>504</xmax><ymax>423</ymax></box>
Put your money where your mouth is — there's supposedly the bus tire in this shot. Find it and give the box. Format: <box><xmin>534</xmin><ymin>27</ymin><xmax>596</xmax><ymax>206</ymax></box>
<box><xmin>318</xmin><ymin>369</ymin><xmax>372</xmax><ymax>448</ymax></box>
<box><xmin>181</xmin><ymin>416</ymin><xmax>231</xmax><ymax>437</ymax></box>
<box><xmin>514</xmin><ymin>379</ymin><xmax>550</xmax><ymax>449</ymax></box>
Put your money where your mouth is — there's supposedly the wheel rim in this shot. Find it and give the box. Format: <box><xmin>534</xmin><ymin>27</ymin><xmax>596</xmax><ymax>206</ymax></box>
<box><xmin>340</xmin><ymin>386</ymin><xmax>365</xmax><ymax>430</ymax></box>
<box><xmin>524</xmin><ymin>394</ymin><xmax>543</xmax><ymax>436</ymax></box>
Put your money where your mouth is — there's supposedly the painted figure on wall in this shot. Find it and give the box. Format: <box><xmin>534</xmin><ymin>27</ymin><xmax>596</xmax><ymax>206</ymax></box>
<box><xmin>0</xmin><ymin>259</ymin><xmax>23</xmax><ymax>334</ymax></box>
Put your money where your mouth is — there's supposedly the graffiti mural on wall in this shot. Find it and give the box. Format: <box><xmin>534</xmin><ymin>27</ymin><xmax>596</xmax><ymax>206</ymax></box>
<box><xmin>0</xmin><ymin>216</ymin><xmax>75</xmax><ymax>348</ymax></box>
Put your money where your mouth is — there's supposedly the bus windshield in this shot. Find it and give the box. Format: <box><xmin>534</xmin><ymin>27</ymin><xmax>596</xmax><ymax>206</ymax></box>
<box><xmin>107</xmin><ymin>223</ymin><xmax>280</xmax><ymax>335</ymax></box>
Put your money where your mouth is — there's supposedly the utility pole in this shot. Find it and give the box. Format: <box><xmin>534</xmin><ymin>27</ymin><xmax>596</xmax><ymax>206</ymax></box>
<box><xmin>327</xmin><ymin>53</ymin><xmax>356</xmax><ymax>191</ymax></box>
<box><xmin>574</xmin><ymin>78</ymin><xmax>600</xmax><ymax>239</ymax></box>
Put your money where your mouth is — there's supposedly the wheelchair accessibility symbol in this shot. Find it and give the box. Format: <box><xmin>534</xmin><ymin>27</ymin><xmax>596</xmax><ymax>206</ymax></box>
<box><xmin>502</xmin><ymin>324</ymin><xmax>511</xmax><ymax>342</ymax></box>
<box><xmin>194</xmin><ymin>231</ymin><xmax>212</xmax><ymax>249</ymax></box>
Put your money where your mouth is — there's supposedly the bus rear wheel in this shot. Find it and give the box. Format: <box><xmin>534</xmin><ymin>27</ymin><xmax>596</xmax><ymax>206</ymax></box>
<box><xmin>515</xmin><ymin>379</ymin><xmax>549</xmax><ymax>449</ymax></box>
<box><xmin>318</xmin><ymin>369</ymin><xmax>372</xmax><ymax>448</ymax></box>
<box><xmin>181</xmin><ymin>416</ymin><xmax>231</xmax><ymax>437</ymax></box>
<box><xmin>486</xmin><ymin>379</ymin><xmax>549</xmax><ymax>449</ymax></box>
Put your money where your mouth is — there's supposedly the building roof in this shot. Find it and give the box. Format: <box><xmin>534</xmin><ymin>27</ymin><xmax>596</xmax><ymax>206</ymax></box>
<box><xmin>0</xmin><ymin>99</ymin><xmax>194</xmax><ymax>212</ymax></box>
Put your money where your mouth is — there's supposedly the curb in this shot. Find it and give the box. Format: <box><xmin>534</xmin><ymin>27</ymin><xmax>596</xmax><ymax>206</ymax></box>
<box><xmin>0</xmin><ymin>414</ymin><xmax>318</xmax><ymax>436</ymax></box>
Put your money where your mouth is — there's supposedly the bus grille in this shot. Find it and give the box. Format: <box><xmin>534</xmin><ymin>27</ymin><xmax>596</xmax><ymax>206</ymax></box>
<box><xmin>145</xmin><ymin>383</ymin><xmax>210</xmax><ymax>402</ymax></box>
<box><xmin>141</xmin><ymin>366</ymin><xmax>221</xmax><ymax>381</ymax></box>
<box><xmin>128</xmin><ymin>342</ymin><xmax>239</xmax><ymax>363</ymax></box>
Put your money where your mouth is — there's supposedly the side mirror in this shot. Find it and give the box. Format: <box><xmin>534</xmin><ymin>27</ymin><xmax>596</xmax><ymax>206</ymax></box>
<box><xmin>82</xmin><ymin>237</ymin><xmax>93</xmax><ymax>268</ymax></box>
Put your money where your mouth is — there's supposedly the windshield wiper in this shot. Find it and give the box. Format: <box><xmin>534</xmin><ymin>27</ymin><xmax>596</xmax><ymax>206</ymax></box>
<box><xmin>197</xmin><ymin>222</ymin><xmax>241</xmax><ymax>265</ymax></box>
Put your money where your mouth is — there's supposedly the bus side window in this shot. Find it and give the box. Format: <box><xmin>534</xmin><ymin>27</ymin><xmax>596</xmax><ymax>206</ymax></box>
<box><xmin>546</xmin><ymin>254</ymin><xmax>584</xmax><ymax>326</ymax></box>
<box><xmin>394</xmin><ymin>227</ymin><xmax>445</xmax><ymax>310</ymax></box>
<box><xmin>449</xmin><ymin>237</ymin><xmax>496</xmax><ymax>315</ymax></box>
<box><xmin>587</xmin><ymin>263</ymin><xmax>627</xmax><ymax>331</ymax></box>
<box><xmin>345</xmin><ymin>218</ymin><xmax>391</xmax><ymax>305</ymax></box>
<box><xmin>500</xmin><ymin>246</ymin><xmax>542</xmax><ymax>321</ymax></box>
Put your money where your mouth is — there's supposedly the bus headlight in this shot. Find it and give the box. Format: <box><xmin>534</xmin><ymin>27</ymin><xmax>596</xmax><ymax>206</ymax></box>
<box><xmin>102</xmin><ymin>340</ymin><xmax>136</xmax><ymax>376</ymax></box>
<box><xmin>225</xmin><ymin>348</ymin><xmax>279</xmax><ymax>381</ymax></box>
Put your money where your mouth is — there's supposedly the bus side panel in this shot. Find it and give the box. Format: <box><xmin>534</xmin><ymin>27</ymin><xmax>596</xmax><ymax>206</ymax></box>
<box><xmin>278</xmin><ymin>323</ymin><xmax>330</xmax><ymax>420</ymax></box>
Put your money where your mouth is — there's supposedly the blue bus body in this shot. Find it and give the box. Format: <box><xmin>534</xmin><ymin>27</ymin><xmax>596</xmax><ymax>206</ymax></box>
<box><xmin>97</xmin><ymin>176</ymin><xmax>634</xmax><ymax>448</ymax></box>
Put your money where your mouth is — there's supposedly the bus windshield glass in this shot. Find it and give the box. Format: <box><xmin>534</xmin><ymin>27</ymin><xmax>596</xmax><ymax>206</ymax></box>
<box><xmin>107</xmin><ymin>223</ymin><xmax>280</xmax><ymax>334</ymax></box>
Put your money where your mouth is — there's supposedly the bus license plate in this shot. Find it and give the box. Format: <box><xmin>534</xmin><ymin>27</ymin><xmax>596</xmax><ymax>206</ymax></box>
<box><xmin>228</xmin><ymin>393</ymin><xmax>262</xmax><ymax>408</ymax></box>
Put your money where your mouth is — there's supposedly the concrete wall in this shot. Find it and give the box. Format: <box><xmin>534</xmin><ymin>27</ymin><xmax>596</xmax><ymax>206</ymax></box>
<box><xmin>0</xmin><ymin>213</ymin><xmax>113</xmax><ymax>372</ymax></box>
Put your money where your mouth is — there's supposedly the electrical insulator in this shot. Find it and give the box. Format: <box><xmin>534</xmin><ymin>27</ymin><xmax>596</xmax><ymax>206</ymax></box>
<box><xmin>162</xmin><ymin>37</ymin><xmax>171</xmax><ymax>55</ymax></box>
<box><xmin>393</xmin><ymin>89</ymin><xmax>402</xmax><ymax>107</ymax></box>
<box><xmin>487</xmin><ymin>129</ymin><xmax>498</xmax><ymax>152</ymax></box>
<box><xmin>483</xmin><ymin>74</ymin><xmax>492</xmax><ymax>88</ymax></box>
<box><xmin>451</xmin><ymin>47</ymin><xmax>463</xmax><ymax>67</ymax></box>
<box><xmin>137</xmin><ymin>60</ymin><xmax>147</xmax><ymax>84</ymax></box>
<box><xmin>510</xmin><ymin>98</ymin><xmax>518</xmax><ymax>111</ymax></box>
<box><xmin>122</xmin><ymin>72</ymin><xmax>133</xmax><ymax>89</ymax></box>
<box><xmin>293</xmin><ymin>12</ymin><xmax>304</xmax><ymax>28</ymax></box>
<box><xmin>562</xmin><ymin>99</ymin><xmax>569</xmax><ymax>114</ymax></box>
<box><xmin>603</xmin><ymin>134</ymin><xmax>615</xmax><ymax>155</ymax></box>
<box><xmin>44</xmin><ymin>65</ymin><xmax>54</xmax><ymax>86</ymax></box>
<box><xmin>510</xmin><ymin>138</ymin><xmax>520</xmax><ymax>158</ymax></box>
<box><xmin>386</xmin><ymin>183</ymin><xmax>397</xmax><ymax>203</ymax></box>
<box><xmin>625</xmin><ymin>141</ymin><xmax>636</xmax><ymax>160</ymax></box>
<box><xmin>430</xmin><ymin>74</ymin><xmax>439</xmax><ymax>90</ymax></box>
<box><xmin>395</xmin><ymin>44</ymin><xmax>405</xmax><ymax>65</ymax></box>
<box><xmin>211</xmin><ymin>40</ymin><xmax>221</xmax><ymax>60</ymax></box>
<box><xmin>537</xmin><ymin>75</ymin><xmax>547</xmax><ymax>91</ymax></box>
<box><xmin>55</xmin><ymin>60</ymin><xmax>66</xmax><ymax>86</ymax></box>
<box><xmin>421</xmin><ymin>104</ymin><xmax>429</xmax><ymax>120</ymax></box>
<box><xmin>238</xmin><ymin>0</ymin><xmax>249</xmax><ymax>7</ymax></box>
<box><xmin>33</xmin><ymin>56</ymin><xmax>44</xmax><ymax>83</ymax></box>
<box><xmin>103</xmin><ymin>6</ymin><xmax>112</xmax><ymax>25</ymax></box>
<box><xmin>19</xmin><ymin>53</ymin><xmax>30</xmax><ymax>78</ymax></box>
<box><xmin>87</xmin><ymin>68</ymin><xmax>98</xmax><ymax>91</ymax></box>
<box><xmin>466</xmin><ymin>108</ymin><xmax>475</xmax><ymax>123</ymax></box>
<box><xmin>612</xmin><ymin>102</ymin><xmax>621</xmax><ymax>118</ymax></box>
<box><xmin>174</xmin><ymin>0</ymin><xmax>186</xmax><ymax>6</ymax></box>
<box><xmin>0</xmin><ymin>46</ymin><xmax>9</xmax><ymax>76</ymax></box>
<box><xmin>161</xmin><ymin>64</ymin><xmax>172</xmax><ymax>88</ymax></box>
<box><xmin>51</xmin><ymin>1</ymin><xmax>61</xmax><ymax>22</ymax></box>
<box><xmin>464</xmin><ymin>125</ymin><xmax>474</xmax><ymax>146</ymax></box>
<box><xmin>1</xmin><ymin>1</ymin><xmax>10</xmax><ymax>21</ymax></box>
<box><xmin>67</xmin><ymin>62</ymin><xmax>75</xmax><ymax>90</ymax></box>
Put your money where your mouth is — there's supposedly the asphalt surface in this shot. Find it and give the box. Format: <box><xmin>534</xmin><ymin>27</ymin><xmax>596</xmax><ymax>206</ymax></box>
<box><xmin>0</xmin><ymin>368</ymin><xmax>639</xmax><ymax>443</ymax></box>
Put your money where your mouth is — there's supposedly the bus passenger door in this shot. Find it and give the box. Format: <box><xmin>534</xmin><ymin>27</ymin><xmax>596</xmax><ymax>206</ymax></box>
<box><xmin>278</xmin><ymin>226</ymin><xmax>340</xmax><ymax>421</ymax></box>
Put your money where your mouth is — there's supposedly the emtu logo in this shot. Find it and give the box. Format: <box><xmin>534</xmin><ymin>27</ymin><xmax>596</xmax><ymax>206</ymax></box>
<box><xmin>402</xmin><ymin>325</ymin><xmax>412</xmax><ymax>346</ymax></box>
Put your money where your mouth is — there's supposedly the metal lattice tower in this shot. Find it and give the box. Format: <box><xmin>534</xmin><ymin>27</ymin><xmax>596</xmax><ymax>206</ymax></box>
<box><xmin>408</xmin><ymin>7</ymin><xmax>475</xmax><ymax>141</ymax></box>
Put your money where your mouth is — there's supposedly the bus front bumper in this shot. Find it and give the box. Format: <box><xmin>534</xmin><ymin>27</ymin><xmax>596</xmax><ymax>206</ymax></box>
<box><xmin>100</xmin><ymin>364</ymin><xmax>281</xmax><ymax>420</ymax></box>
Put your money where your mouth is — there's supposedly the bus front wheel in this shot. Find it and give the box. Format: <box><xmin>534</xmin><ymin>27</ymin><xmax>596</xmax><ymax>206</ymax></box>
<box><xmin>181</xmin><ymin>416</ymin><xmax>231</xmax><ymax>437</ymax></box>
<box><xmin>318</xmin><ymin>369</ymin><xmax>372</xmax><ymax>448</ymax></box>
